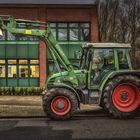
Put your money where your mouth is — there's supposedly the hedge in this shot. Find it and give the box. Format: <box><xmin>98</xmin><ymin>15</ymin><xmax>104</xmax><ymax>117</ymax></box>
<box><xmin>0</xmin><ymin>87</ymin><xmax>45</xmax><ymax>96</ymax></box>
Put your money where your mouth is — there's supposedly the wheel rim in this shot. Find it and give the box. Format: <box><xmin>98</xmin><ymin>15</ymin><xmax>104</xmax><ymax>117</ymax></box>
<box><xmin>112</xmin><ymin>83</ymin><xmax>140</xmax><ymax>112</ymax></box>
<box><xmin>51</xmin><ymin>96</ymin><xmax>71</xmax><ymax>116</ymax></box>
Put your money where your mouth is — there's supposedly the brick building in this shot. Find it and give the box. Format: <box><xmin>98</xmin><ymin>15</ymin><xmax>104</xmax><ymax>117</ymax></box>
<box><xmin>0</xmin><ymin>0</ymin><xmax>99</xmax><ymax>87</ymax></box>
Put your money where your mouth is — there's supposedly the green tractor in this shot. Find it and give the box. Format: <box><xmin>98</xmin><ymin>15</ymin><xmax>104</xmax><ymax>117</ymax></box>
<box><xmin>0</xmin><ymin>16</ymin><xmax>140</xmax><ymax>120</ymax></box>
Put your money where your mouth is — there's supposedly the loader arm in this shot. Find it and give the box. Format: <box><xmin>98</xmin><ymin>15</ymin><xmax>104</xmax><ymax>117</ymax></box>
<box><xmin>0</xmin><ymin>16</ymin><xmax>73</xmax><ymax>72</ymax></box>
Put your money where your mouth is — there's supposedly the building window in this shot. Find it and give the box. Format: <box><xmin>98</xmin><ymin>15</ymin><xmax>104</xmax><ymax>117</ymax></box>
<box><xmin>30</xmin><ymin>60</ymin><xmax>39</xmax><ymax>64</ymax></box>
<box><xmin>0</xmin><ymin>21</ymin><xmax>40</xmax><ymax>87</ymax></box>
<box><xmin>19</xmin><ymin>60</ymin><xmax>28</xmax><ymax>64</ymax></box>
<box><xmin>0</xmin><ymin>42</ymin><xmax>39</xmax><ymax>87</ymax></box>
<box><xmin>58</xmin><ymin>29</ymin><xmax>68</xmax><ymax>41</ymax></box>
<box><xmin>0</xmin><ymin>60</ymin><xmax>6</xmax><ymax>78</ymax></box>
<box><xmin>19</xmin><ymin>60</ymin><xmax>28</xmax><ymax>78</ymax></box>
<box><xmin>0</xmin><ymin>31</ymin><xmax>6</xmax><ymax>40</ymax></box>
<box><xmin>8</xmin><ymin>60</ymin><xmax>17</xmax><ymax>78</ymax></box>
<box><xmin>0</xmin><ymin>59</ymin><xmax>39</xmax><ymax>87</ymax></box>
<box><xmin>30</xmin><ymin>65</ymin><xmax>39</xmax><ymax>78</ymax></box>
<box><xmin>19</xmin><ymin>65</ymin><xmax>28</xmax><ymax>78</ymax></box>
<box><xmin>7</xmin><ymin>31</ymin><xmax>16</xmax><ymax>40</ymax></box>
<box><xmin>70</xmin><ymin>28</ymin><xmax>79</xmax><ymax>41</ymax></box>
<box><xmin>50</xmin><ymin>22</ymin><xmax>90</xmax><ymax>42</ymax></box>
<box><xmin>0</xmin><ymin>22</ymin><xmax>39</xmax><ymax>41</ymax></box>
<box><xmin>47</xmin><ymin>22</ymin><xmax>90</xmax><ymax>75</ymax></box>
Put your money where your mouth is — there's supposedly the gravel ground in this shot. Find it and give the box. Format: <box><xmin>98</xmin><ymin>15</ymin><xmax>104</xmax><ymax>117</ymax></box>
<box><xmin>0</xmin><ymin>96</ymin><xmax>101</xmax><ymax>117</ymax></box>
<box><xmin>0</xmin><ymin>96</ymin><xmax>42</xmax><ymax>106</ymax></box>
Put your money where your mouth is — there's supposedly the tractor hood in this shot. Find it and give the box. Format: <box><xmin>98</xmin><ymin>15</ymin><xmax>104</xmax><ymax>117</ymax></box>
<box><xmin>46</xmin><ymin>69</ymin><xmax>86</xmax><ymax>88</ymax></box>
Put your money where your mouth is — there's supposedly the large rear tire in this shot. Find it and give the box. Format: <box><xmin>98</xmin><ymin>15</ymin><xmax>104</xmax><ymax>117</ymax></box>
<box><xmin>103</xmin><ymin>75</ymin><xmax>140</xmax><ymax>119</ymax></box>
<box><xmin>43</xmin><ymin>88</ymin><xmax>78</xmax><ymax>120</ymax></box>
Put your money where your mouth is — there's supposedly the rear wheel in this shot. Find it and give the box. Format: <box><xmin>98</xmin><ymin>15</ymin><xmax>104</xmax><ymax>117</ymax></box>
<box><xmin>112</xmin><ymin>83</ymin><xmax>139</xmax><ymax>113</ymax></box>
<box><xmin>43</xmin><ymin>88</ymin><xmax>78</xmax><ymax>120</ymax></box>
<box><xmin>103</xmin><ymin>75</ymin><xmax>140</xmax><ymax>118</ymax></box>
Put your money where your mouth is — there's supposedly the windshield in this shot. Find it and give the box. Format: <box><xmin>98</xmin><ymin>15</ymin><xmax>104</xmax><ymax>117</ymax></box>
<box><xmin>92</xmin><ymin>49</ymin><xmax>114</xmax><ymax>70</ymax></box>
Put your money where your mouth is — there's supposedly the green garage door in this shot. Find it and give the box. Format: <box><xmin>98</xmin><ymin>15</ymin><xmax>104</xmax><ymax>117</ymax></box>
<box><xmin>47</xmin><ymin>22</ymin><xmax>90</xmax><ymax>75</ymax></box>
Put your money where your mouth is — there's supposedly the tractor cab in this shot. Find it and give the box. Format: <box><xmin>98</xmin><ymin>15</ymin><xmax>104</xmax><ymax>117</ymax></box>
<box><xmin>80</xmin><ymin>43</ymin><xmax>132</xmax><ymax>85</ymax></box>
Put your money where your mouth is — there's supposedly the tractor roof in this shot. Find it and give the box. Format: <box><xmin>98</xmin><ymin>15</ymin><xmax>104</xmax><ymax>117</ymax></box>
<box><xmin>83</xmin><ymin>43</ymin><xmax>131</xmax><ymax>49</ymax></box>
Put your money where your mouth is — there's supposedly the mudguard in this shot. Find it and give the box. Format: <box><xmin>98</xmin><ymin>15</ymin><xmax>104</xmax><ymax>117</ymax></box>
<box><xmin>109</xmin><ymin>70</ymin><xmax>140</xmax><ymax>79</ymax></box>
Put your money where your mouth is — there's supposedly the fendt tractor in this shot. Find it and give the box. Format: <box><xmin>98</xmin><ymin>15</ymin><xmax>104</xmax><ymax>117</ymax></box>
<box><xmin>0</xmin><ymin>16</ymin><xmax>140</xmax><ymax>120</ymax></box>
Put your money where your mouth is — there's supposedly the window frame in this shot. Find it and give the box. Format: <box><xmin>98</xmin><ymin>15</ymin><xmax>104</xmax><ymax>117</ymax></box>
<box><xmin>50</xmin><ymin>22</ymin><xmax>90</xmax><ymax>42</ymax></box>
<box><xmin>47</xmin><ymin>22</ymin><xmax>90</xmax><ymax>75</ymax></box>
<box><xmin>0</xmin><ymin>59</ymin><xmax>40</xmax><ymax>87</ymax></box>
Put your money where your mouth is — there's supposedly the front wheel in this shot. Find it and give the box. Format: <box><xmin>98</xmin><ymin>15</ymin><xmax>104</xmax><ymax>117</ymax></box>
<box><xmin>103</xmin><ymin>75</ymin><xmax>140</xmax><ymax>119</ymax></box>
<box><xmin>43</xmin><ymin>88</ymin><xmax>78</xmax><ymax>120</ymax></box>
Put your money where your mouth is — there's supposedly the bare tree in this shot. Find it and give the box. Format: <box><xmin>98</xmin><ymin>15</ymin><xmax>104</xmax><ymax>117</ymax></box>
<box><xmin>98</xmin><ymin>0</ymin><xmax>140</xmax><ymax>68</ymax></box>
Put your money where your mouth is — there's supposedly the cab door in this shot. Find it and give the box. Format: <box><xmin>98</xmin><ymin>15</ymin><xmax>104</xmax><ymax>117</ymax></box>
<box><xmin>90</xmin><ymin>48</ymin><xmax>115</xmax><ymax>88</ymax></box>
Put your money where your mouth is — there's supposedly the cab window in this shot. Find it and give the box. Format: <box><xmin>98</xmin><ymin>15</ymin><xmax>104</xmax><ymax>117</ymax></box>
<box><xmin>118</xmin><ymin>49</ymin><xmax>129</xmax><ymax>69</ymax></box>
<box><xmin>92</xmin><ymin>49</ymin><xmax>114</xmax><ymax>70</ymax></box>
<box><xmin>91</xmin><ymin>49</ymin><xmax>114</xmax><ymax>85</ymax></box>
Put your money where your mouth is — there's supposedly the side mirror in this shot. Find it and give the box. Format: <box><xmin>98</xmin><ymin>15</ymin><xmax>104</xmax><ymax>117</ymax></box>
<box><xmin>0</xmin><ymin>29</ymin><xmax>3</xmax><ymax>37</ymax></box>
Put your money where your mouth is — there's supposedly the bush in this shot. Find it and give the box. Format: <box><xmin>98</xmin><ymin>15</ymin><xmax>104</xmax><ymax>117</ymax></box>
<box><xmin>0</xmin><ymin>87</ymin><xmax>45</xmax><ymax>96</ymax></box>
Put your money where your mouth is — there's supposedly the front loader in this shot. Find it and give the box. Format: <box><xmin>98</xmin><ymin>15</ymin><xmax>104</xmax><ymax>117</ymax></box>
<box><xmin>0</xmin><ymin>16</ymin><xmax>140</xmax><ymax>120</ymax></box>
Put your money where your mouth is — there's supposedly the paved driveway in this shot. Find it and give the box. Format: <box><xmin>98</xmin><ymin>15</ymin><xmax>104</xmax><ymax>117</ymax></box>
<box><xmin>0</xmin><ymin>110</ymin><xmax>140</xmax><ymax>140</ymax></box>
